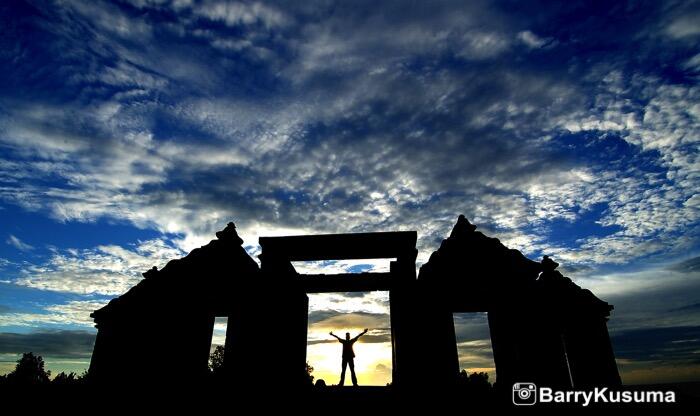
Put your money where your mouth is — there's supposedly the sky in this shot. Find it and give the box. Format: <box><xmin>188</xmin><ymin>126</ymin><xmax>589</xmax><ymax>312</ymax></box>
<box><xmin>0</xmin><ymin>0</ymin><xmax>699</xmax><ymax>384</ymax></box>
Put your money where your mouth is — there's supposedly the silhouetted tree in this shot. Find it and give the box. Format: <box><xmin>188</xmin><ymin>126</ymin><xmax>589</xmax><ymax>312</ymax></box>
<box><xmin>305</xmin><ymin>361</ymin><xmax>314</xmax><ymax>385</ymax></box>
<box><xmin>457</xmin><ymin>369</ymin><xmax>493</xmax><ymax>401</ymax></box>
<box><xmin>5</xmin><ymin>352</ymin><xmax>51</xmax><ymax>385</ymax></box>
<box><xmin>207</xmin><ymin>346</ymin><xmax>315</xmax><ymax>387</ymax></box>
<box><xmin>209</xmin><ymin>345</ymin><xmax>225</xmax><ymax>374</ymax></box>
<box><xmin>467</xmin><ymin>370</ymin><xmax>490</xmax><ymax>386</ymax></box>
<box><xmin>52</xmin><ymin>371</ymin><xmax>77</xmax><ymax>385</ymax></box>
<box><xmin>76</xmin><ymin>368</ymin><xmax>93</xmax><ymax>384</ymax></box>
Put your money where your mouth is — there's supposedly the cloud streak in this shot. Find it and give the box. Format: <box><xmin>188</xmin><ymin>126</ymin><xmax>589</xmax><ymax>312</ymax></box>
<box><xmin>6</xmin><ymin>235</ymin><xmax>33</xmax><ymax>251</ymax></box>
<box><xmin>0</xmin><ymin>330</ymin><xmax>95</xmax><ymax>359</ymax></box>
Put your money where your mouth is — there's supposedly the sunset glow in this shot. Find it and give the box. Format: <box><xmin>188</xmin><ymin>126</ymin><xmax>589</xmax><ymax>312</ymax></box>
<box><xmin>306</xmin><ymin>292</ymin><xmax>393</xmax><ymax>386</ymax></box>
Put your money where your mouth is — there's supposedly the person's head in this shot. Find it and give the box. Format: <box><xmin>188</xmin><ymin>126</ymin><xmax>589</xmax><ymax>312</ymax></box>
<box><xmin>345</xmin><ymin>332</ymin><xmax>350</xmax><ymax>340</ymax></box>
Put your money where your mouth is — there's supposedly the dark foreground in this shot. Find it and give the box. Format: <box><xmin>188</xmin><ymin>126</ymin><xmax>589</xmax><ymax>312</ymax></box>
<box><xmin>3</xmin><ymin>383</ymin><xmax>698</xmax><ymax>411</ymax></box>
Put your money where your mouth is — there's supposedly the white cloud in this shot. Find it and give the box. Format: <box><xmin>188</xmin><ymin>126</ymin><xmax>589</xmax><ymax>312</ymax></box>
<box><xmin>0</xmin><ymin>0</ymin><xmax>697</xmax><ymax>310</ymax></box>
<box><xmin>291</xmin><ymin>259</ymin><xmax>392</xmax><ymax>275</ymax></box>
<box><xmin>0</xmin><ymin>300</ymin><xmax>106</xmax><ymax>327</ymax></box>
<box><xmin>682</xmin><ymin>53</ymin><xmax>700</xmax><ymax>73</ymax></box>
<box><xmin>457</xmin><ymin>30</ymin><xmax>511</xmax><ymax>59</ymax></box>
<box><xmin>11</xmin><ymin>239</ymin><xmax>184</xmax><ymax>295</ymax></box>
<box><xmin>665</xmin><ymin>14</ymin><xmax>700</xmax><ymax>39</ymax></box>
<box><xmin>192</xmin><ymin>1</ymin><xmax>289</xmax><ymax>28</ymax></box>
<box><xmin>6</xmin><ymin>235</ymin><xmax>34</xmax><ymax>251</ymax></box>
<box><xmin>68</xmin><ymin>0</ymin><xmax>153</xmax><ymax>40</ymax></box>
<box><xmin>96</xmin><ymin>61</ymin><xmax>168</xmax><ymax>90</ymax></box>
<box><xmin>517</xmin><ymin>30</ymin><xmax>551</xmax><ymax>49</ymax></box>
<box><xmin>308</xmin><ymin>292</ymin><xmax>390</xmax><ymax>317</ymax></box>
<box><xmin>543</xmin><ymin>76</ymin><xmax>700</xmax><ymax>266</ymax></box>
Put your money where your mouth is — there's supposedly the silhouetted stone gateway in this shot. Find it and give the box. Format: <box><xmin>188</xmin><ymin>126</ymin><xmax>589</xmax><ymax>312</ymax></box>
<box><xmin>416</xmin><ymin>215</ymin><xmax>621</xmax><ymax>392</ymax></box>
<box><xmin>89</xmin><ymin>216</ymin><xmax>621</xmax><ymax>395</ymax></box>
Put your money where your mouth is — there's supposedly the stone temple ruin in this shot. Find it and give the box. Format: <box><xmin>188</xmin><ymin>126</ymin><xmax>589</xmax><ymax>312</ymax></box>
<box><xmin>89</xmin><ymin>215</ymin><xmax>621</xmax><ymax>394</ymax></box>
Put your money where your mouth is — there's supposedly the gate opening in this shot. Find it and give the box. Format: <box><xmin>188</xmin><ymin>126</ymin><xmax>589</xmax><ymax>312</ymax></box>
<box><xmin>453</xmin><ymin>312</ymin><xmax>496</xmax><ymax>382</ymax></box>
<box><xmin>207</xmin><ymin>316</ymin><xmax>228</xmax><ymax>377</ymax></box>
<box><xmin>306</xmin><ymin>291</ymin><xmax>392</xmax><ymax>386</ymax></box>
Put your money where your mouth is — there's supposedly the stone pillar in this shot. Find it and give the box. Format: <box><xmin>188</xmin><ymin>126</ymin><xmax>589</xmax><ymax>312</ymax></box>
<box><xmin>420</xmin><ymin>302</ymin><xmax>459</xmax><ymax>388</ymax></box>
<box><xmin>564</xmin><ymin>316</ymin><xmax>621</xmax><ymax>387</ymax></box>
<box><xmin>223</xmin><ymin>296</ymin><xmax>250</xmax><ymax>385</ymax></box>
<box><xmin>88</xmin><ymin>323</ymin><xmax>112</xmax><ymax>382</ymax></box>
<box><xmin>388</xmin><ymin>253</ymin><xmax>419</xmax><ymax>389</ymax></box>
<box><xmin>523</xmin><ymin>316</ymin><xmax>572</xmax><ymax>388</ymax></box>
<box><xmin>251</xmin><ymin>252</ymin><xmax>310</xmax><ymax>391</ymax></box>
<box><xmin>488</xmin><ymin>310</ymin><xmax>520</xmax><ymax>390</ymax></box>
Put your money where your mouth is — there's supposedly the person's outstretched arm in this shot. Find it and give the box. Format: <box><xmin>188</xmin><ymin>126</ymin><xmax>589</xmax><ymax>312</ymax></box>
<box><xmin>352</xmin><ymin>328</ymin><xmax>369</xmax><ymax>342</ymax></box>
<box><xmin>329</xmin><ymin>331</ymin><xmax>342</xmax><ymax>341</ymax></box>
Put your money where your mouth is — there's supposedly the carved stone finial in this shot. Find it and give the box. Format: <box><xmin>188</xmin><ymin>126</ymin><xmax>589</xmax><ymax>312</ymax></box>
<box><xmin>216</xmin><ymin>221</ymin><xmax>244</xmax><ymax>245</ymax></box>
<box><xmin>541</xmin><ymin>255</ymin><xmax>559</xmax><ymax>272</ymax></box>
<box><xmin>142</xmin><ymin>266</ymin><xmax>158</xmax><ymax>279</ymax></box>
<box><xmin>450</xmin><ymin>214</ymin><xmax>477</xmax><ymax>239</ymax></box>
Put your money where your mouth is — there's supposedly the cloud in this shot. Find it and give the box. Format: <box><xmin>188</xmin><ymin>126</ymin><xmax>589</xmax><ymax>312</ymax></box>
<box><xmin>359</xmin><ymin>332</ymin><xmax>392</xmax><ymax>344</ymax></box>
<box><xmin>669</xmin><ymin>256</ymin><xmax>700</xmax><ymax>274</ymax></box>
<box><xmin>307</xmin><ymin>307</ymin><xmax>392</xmax><ymax>349</ymax></box>
<box><xmin>517</xmin><ymin>30</ymin><xmax>553</xmax><ymax>49</ymax></box>
<box><xmin>0</xmin><ymin>0</ymin><xmax>699</xmax><ymax>382</ymax></box>
<box><xmin>292</xmin><ymin>260</ymin><xmax>391</xmax><ymax>275</ymax></box>
<box><xmin>457</xmin><ymin>338</ymin><xmax>496</xmax><ymax>372</ymax></box>
<box><xmin>6</xmin><ymin>235</ymin><xmax>33</xmax><ymax>251</ymax></box>
<box><xmin>308</xmin><ymin>311</ymin><xmax>389</xmax><ymax>330</ymax></box>
<box><xmin>668</xmin><ymin>302</ymin><xmax>700</xmax><ymax>313</ymax></box>
<box><xmin>611</xmin><ymin>325</ymin><xmax>700</xmax><ymax>365</ymax></box>
<box><xmin>191</xmin><ymin>0</ymin><xmax>289</xmax><ymax>29</ymax></box>
<box><xmin>453</xmin><ymin>312</ymin><xmax>492</xmax><ymax>343</ymax></box>
<box><xmin>0</xmin><ymin>330</ymin><xmax>96</xmax><ymax>358</ymax></box>
<box><xmin>0</xmin><ymin>300</ymin><xmax>107</xmax><ymax>327</ymax></box>
<box><xmin>10</xmin><ymin>239</ymin><xmax>184</xmax><ymax>295</ymax></box>
<box><xmin>308</xmin><ymin>331</ymin><xmax>390</xmax><ymax>345</ymax></box>
<box><xmin>375</xmin><ymin>363</ymin><xmax>391</xmax><ymax>375</ymax></box>
<box><xmin>1</xmin><ymin>0</ymin><xmax>696</xmax><ymax>277</ymax></box>
<box><xmin>210</xmin><ymin>316</ymin><xmax>228</xmax><ymax>347</ymax></box>
<box><xmin>583</xmin><ymin>263</ymin><xmax>700</xmax><ymax>335</ymax></box>
<box><xmin>665</xmin><ymin>14</ymin><xmax>700</xmax><ymax>39</ymax></box>
<box><xmin>308</xmin><ymin>292</ymin><xmax>389</xmax><ymax>318</ymax></box>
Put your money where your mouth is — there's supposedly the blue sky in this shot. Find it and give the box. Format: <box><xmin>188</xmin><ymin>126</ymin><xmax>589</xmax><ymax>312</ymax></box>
<box><xmin>0</xmin><ymin>0</ymin><xmax>699</xmax><ymax>383</ymax></box>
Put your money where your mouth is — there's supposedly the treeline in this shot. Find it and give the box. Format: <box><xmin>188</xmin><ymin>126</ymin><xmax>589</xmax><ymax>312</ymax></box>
<box><xmin>456</xmin><ymin>369</ymin><xmax>495</xmax><ymax>398</ymax></box>
<box><xmin>1</xmin><ymin>348</ymin><xmax>492</xmax><ymax>395</ymax></box>
<box><xmin>0</xmin><ymin>352</ymin><xmax>92</xmax><ymax>386</ymax></box>
<box><xmin>0</xmin><ymin>347</ymin><xmax>314</xmax><ymax>387</ymax></box>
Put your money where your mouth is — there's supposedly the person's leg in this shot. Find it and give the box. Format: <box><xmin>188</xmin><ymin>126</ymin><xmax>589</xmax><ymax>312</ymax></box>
<box><xmin>339</xmin><ymin>358</ymin><xmax>347</xmax><ymax>386</ymax></box>
<box><xmin>349</xmin><ymin>359</ymin><xmax>358</xmax><ymax>386</ymax></box>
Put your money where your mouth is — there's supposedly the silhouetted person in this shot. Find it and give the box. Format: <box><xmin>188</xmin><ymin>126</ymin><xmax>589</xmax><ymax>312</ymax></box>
<box><xmin>330</xmin><ymin>328</ymin><xmax>368</xmax><ymax>386</ymax></box>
